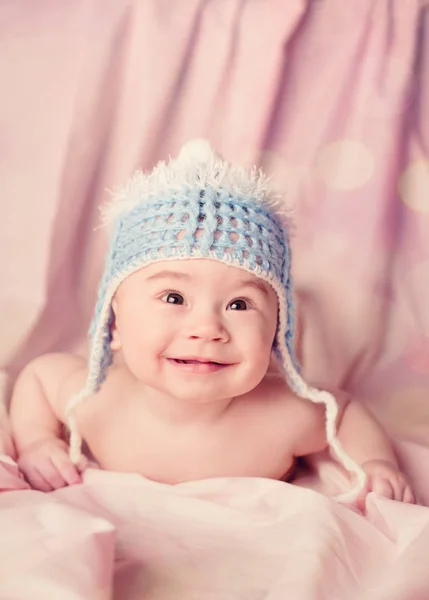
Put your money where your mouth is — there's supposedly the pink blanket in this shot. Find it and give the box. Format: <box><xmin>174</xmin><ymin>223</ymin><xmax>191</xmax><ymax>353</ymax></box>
<box><xmin>1</xmin><ymin>452</ymin><xmax>429</xmax><ymax>600</ymax></box>
<box><xmin>1</xmin><ymin>0</ymin><xmax>429</xmax><ymax>597</ymax></box>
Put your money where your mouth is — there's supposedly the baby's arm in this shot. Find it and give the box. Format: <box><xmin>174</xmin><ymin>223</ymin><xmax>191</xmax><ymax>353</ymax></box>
<box><xmin>292</xmin><ymin>391</ymin><xmax>414</xmax><ymax>505</ymax></box>
<box><xmin>335</xmin><ymin>397</ymin><xmax>397</xmax><ymax>466</ymax></box>
<box><xmin>335</xmin><ymin>398</ymin><xmax>414</xmax><ymax>504</ymax></box>
<box><xmin>9</xmin><ymin>353</ymin><xmax>87</xmax><ymax>491</ymax></box>
<box><xmin>0</xmin><ymin>399</ymin><xmax>15</xmax><ymax>459</ymax></box>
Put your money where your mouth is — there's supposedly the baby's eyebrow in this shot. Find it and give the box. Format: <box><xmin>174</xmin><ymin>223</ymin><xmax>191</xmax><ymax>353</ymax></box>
<box><xmin>146</xmin><ymin>270</ymin><xmax>190</xmax><ymax>282</ymax></box>
<box><xmin>145</xmin><ymin>270</ymin><xmax>269</xmax><ymax>296</ymax></box>
<box><xmin>236</xmin><ymin>278</ymin><xmax>270</xmax><ymax>296</ymax></box>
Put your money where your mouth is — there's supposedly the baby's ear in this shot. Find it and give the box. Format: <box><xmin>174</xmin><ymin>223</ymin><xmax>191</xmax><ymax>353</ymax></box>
<box><xmin>110</xmin><ymin>299</ymin><xmax>122</xmax><ymax>351</ymax></box>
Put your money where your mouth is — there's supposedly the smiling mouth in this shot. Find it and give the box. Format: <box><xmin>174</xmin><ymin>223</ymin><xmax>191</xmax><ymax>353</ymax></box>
<box><xmin>170</xmin><ymin>358</ymin><xmax>227</xmax><ymax>366</ymax></box>
<box><xmin>167</xmin><ymin>358</ymin><xmax>231</xmax><ymax>372</ymax></box>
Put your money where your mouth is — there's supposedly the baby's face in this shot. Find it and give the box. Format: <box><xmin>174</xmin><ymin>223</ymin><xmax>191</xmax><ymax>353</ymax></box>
<box><xmin>111</xmin><ymin>259</ymin><xmax>278</xmax><ymax>403</ymax></box>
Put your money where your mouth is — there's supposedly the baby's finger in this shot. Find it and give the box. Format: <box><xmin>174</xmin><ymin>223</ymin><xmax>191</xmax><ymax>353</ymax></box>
<box><xmin>388</xmin><ymin>477</ymin><xmax>407</xmax><ymax>502</ymax></box>
<box><xmin>371</xmin><ymin>477</ymin><xmax>394</xmax><ymax>499</ymax></box>
<box><xmin>4</xmin><ymin>435</ymin><xmax>17</xmax><ymax>460</ymax></box>
<box><xmin>51</xmin><ymin>452</ymin><xmax>82</xmax><ymax>485</ymax></box>
<box><xmin>23</xmin><ymin>466</ymin><xmax>55</xmax><ymax>493</ymax></box>
<box><xmin>356</xmin><ymin>482</ymin><xmax>370</xmax><ymax>513</ymax></box>
<box><xmin>76</xmin><ymin>454</ymin><xmax>89</xmax><ymax>473</ymax></box>
<box><xmin>39</xmin><ymin>458</ymin><xmax>68</xmax><ymax>490</ymax></box>
<box><xmin>403</xmin><ymin>485</ymin><xmax>415</xmax><ymax>504</ymax></box>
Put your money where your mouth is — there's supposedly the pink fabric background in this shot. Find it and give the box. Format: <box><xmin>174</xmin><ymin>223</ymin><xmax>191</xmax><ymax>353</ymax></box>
<box><xmin>1</xmin><ymin>0</ymin><xmax>428</xmax><ymax>448</ymax></box>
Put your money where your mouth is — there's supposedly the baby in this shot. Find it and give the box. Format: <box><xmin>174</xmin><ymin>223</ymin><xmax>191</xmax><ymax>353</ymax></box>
<box><xmin>10</xmin><ymin>140</ymin><xmax>414</xmax><ymax>509</ymax></box>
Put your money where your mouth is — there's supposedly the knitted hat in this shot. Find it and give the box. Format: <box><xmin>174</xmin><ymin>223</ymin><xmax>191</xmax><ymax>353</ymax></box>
<box><xmin>66</xmin><ymin>139</ymin><xmax>366</xmax><ymax>502</ymax></box>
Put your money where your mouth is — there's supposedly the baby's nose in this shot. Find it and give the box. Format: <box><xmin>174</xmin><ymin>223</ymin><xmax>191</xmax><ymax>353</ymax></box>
<box><xmin>186</xmin><ymin>311</ymin><xmax>229</xmax><ymax>342</ymax></box>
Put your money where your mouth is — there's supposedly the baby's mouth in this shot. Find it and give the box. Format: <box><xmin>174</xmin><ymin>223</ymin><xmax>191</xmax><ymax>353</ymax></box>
<box><xmin>172</xmin><ymin>359</ymin><xmax>223</xmax><ymax>365</ymax></box>
<box><xmin>167</xmin><ymin>358</ymin><xmax>231</xmax><ymax>373</ymax></box>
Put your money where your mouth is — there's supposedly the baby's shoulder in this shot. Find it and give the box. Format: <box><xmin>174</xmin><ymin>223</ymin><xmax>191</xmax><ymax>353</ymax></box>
<box><xmin>247</xmin><ymin>376</ymin><xmax>351</xmax><ymax>455</ymax></box>
<box><xmin>254</xmin><ymin>374</ymin><xmax>350</xmax><ymax>413</ymax></box>
<box><xmin>20</xmin><ymin>352</ymin><xmax>86</xmax><ymax>389</ymax></box>
<box><xmin>60</xmin><ymin>363</ymin><xmax>130</xmax><ymax>421</ymax></box>
<box><xmin>20</xmin><ymin>352</ymin><xmax>88</xmax><ymax>420</ymax></box>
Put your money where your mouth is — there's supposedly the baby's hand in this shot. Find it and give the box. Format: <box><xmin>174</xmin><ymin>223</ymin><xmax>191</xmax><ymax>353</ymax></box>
<box><xmin>17</xmin><ymin>438</ymin><xmax>86</xmax><ymax>492</ymax></box>
<box><xmin>358</xmin><ymin>459</ymin><xmax>415</xmax><ymax>510</ymax></box>
<box><xmin>0</xmin><ymin>426</ymin><xmax>17</xmax><ymax>460</ymax></box>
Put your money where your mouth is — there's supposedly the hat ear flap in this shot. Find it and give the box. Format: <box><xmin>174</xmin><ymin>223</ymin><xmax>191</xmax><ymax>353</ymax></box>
<box><xmin>273</xmin><ymin>235</ymin><xmax>367</xmax><ymax>504</ymax></box>
<box><xmin>66</xmin><ymin>283</ymin><xmax>116</xmax><ymax>464</ymax></box>
<box><xmin>109</xmin><ymin>301</ymin><xmax>122</xmax><ymax>351</ymax></box>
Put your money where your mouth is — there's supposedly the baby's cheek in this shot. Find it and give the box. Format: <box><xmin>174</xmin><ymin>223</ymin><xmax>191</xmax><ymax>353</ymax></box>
<box><xmin>250</xmin><ymin>333</ymin><xmax>273</xmax><ymax>368</ymax></box>
<box><xmin>259</xmin><ymin>322</ymin><xmax>278</xmax><ymax>349</ymax></box>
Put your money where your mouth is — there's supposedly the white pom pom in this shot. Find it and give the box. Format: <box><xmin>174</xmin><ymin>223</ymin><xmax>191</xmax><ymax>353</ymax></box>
<box><xmin>101</xmin><ymin>138</ymin><xmax>289</xmax><ymax>226</ymax></box>
<box><xmin>177</xmin><ymin>139</ymin><xmax>217</xmax><ymax>164</ymax></box>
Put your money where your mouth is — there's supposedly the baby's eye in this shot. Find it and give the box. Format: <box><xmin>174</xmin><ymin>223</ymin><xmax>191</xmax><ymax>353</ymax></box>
<box><xmin>228</xmin><ymin>298</ymin><xmax>248</xmax><ymax>311</ymax></box>
<box><xmin>161</xmin><ymin>292</ymin><xmax>184</xmax><ymax>305</ymax></box>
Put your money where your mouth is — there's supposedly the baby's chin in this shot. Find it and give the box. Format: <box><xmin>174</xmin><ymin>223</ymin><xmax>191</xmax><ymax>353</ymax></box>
<box><xmin>163</xmin><ymin>387</ymin><xmax>233</xmax><ymax>404</ymax></box>
<box><xmin>163</xmin><ymin>381</ymin><xmax>260</xmax><ymax>405</ymax></box>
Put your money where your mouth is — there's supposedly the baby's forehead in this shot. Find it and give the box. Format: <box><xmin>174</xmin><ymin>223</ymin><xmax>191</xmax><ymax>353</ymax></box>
<box><xmin>141</xmin><ymin>258</ymin><xmax>265</xmax><ymax>283</ymax></box>
<box><xmin>119</xmin><ymin>258</ymin><xmax>276</xmax><ymax>296</ymax></box>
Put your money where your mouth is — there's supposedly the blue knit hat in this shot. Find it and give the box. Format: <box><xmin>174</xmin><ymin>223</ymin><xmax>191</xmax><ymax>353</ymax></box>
<box><xmin>66</xmin><ymin>140</ymin><xmax>365</xmax><ymax>502</ymax></box>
